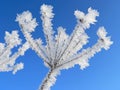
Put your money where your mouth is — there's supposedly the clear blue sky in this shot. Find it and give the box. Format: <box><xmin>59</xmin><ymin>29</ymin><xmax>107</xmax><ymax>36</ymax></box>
<box><xmin>0</xmin><ymin>0</ymin><xmax>120</xmax><ymax>90</ymax></box>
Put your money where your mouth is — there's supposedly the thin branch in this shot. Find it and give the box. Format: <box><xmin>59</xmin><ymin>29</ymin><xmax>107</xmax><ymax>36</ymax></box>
<box><xmin>56</xmin><ymin>25</ymin><xmax>84</xmax><ymax>64</ymax></box>
<box><xmin>22</xmin><ymin>30</ymin><xmax>52</xmax><ymax>67</ymax></box>
<box><xmin>56</xmin><ymin>39</ymin><xmax>104</xmax><ymax>69</ymax></box>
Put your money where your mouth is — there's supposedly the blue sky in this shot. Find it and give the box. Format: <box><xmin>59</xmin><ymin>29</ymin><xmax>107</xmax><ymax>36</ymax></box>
<box><xmin>0</xmin><ymin>0</ymin><xmax>120</xmax><ymax>90</ymax></box>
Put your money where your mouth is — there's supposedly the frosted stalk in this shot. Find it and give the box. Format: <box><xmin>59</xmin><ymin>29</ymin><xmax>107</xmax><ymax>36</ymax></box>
<box><xmin>0</xmin><ymin>3</ymin><xmax>113</xmax><ymax>90</ymax></box>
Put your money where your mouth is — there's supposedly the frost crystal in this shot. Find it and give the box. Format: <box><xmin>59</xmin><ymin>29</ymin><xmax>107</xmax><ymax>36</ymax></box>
<box><xmin>74</xmin><ymin>7</ymin><xmax>99</xmax><ymax>29</ymax></box>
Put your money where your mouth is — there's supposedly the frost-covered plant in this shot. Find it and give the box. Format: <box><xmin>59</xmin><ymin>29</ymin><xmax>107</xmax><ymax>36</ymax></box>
<box><xmin>0</xmin><ymin>31</ymin><xmax>29</xmax><ymax>74</ymax></box>
<box><xmin>1</xmin><ymin>4</ymin><xmax>113</xmax><ymax>90</ymax></box>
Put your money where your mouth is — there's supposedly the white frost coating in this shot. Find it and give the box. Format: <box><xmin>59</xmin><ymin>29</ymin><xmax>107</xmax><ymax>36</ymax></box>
<box><xmin>5</xmin><ymin>31</ymin><xmax>21</xmax><ymax>47</ymax></box>
<box><xmin>15</xmin><ymin>4</ymin><xmax>112</xmax><ymax>90</ymax></box>
<box><xmin>40</xmin><ymin>4</ymin><xmax>55</xmax><ymax>60</ymax></box>
<box><xmin>0</xmin><ymin>31</ymin><xmax>29</xmax><ymax>74</ymax></box>
<box><xmin>54</xmin><ymin>27</ymin><xmax>69</xmax><ymax>62</ymax></box>
<box><xmin>16</xmin><ymin>10</ymin><xmax>50</xmax><ymax>66</ymax></box>
<box><xmin>57</xmin><ymin>28</ymin><xmax>112</xmax><ymax>70</ymax></box>
<box><xmin>23</xmin><ymin>31</ymin><xmax>49</xmax><ymax>64</ymax></box>
<box><xmin>74</xmin><ymin>7</ymin><xmax>99</xmax><ymax>29</ymax></box>
<box><xmin>0</xmin><ymin>43</ymin><xmax>5</xmax><ymax>53</ymax></box>
<box><xmin>97</xmin><ymin>27</ymin><xmax>107</xmax><ymax>38</ymax></box>
<box><xmin>18</xmin><ymin>42</ymin><xmax>30</xmax><ymax>55</ymax></box>
<box><xmin>13</xmin><ymin>62</ymin><xmax>24</xmax><ymax>74</ymax></box>
<box><xmin>41</xmin><ymin>4</ymin><xmax>54</xmax><ymax>19</ymax></box>
<box><xmin>58</xmin><ymin>40</ymin><xmax>103</xmax><ymax>70</ymax></box>
<box><xmin>40</xmin><ymin>4</ymin><xmax>56</xmax><ymax>62</ymax></box>
<box><xmin>39</xmin><ymin>69</ymin><xmax>59</xmax><ymax>90</ymax></box>
<box><xmin>97</xmin><ymin>27</ymin><xmax>113</xmax><ymax>50</ymax></box>
<box><xmin>16</xmin><ymin>11</ymin><xmax>38</xmax><ymax>33</ymax></box>
<box><xmin>57</xmin><ymin>25</ymin><xmax>89</xmax><ymax>64</ymax></box>
<box><xmin>56</xmin><ymin>27</ymin><xmax>69</xmax><ymax>43</ymax></box>
<box><xmin>40</xmin><ymin>4</ymin><xmax>54</xmax><ymax>35</ymax></box>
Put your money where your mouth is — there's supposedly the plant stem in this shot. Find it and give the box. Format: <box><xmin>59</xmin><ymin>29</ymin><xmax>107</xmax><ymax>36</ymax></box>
<box><xmin>39</xmin><ymin>69</ymin><xmax>59</xmax><ymax>90</ymax></box>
